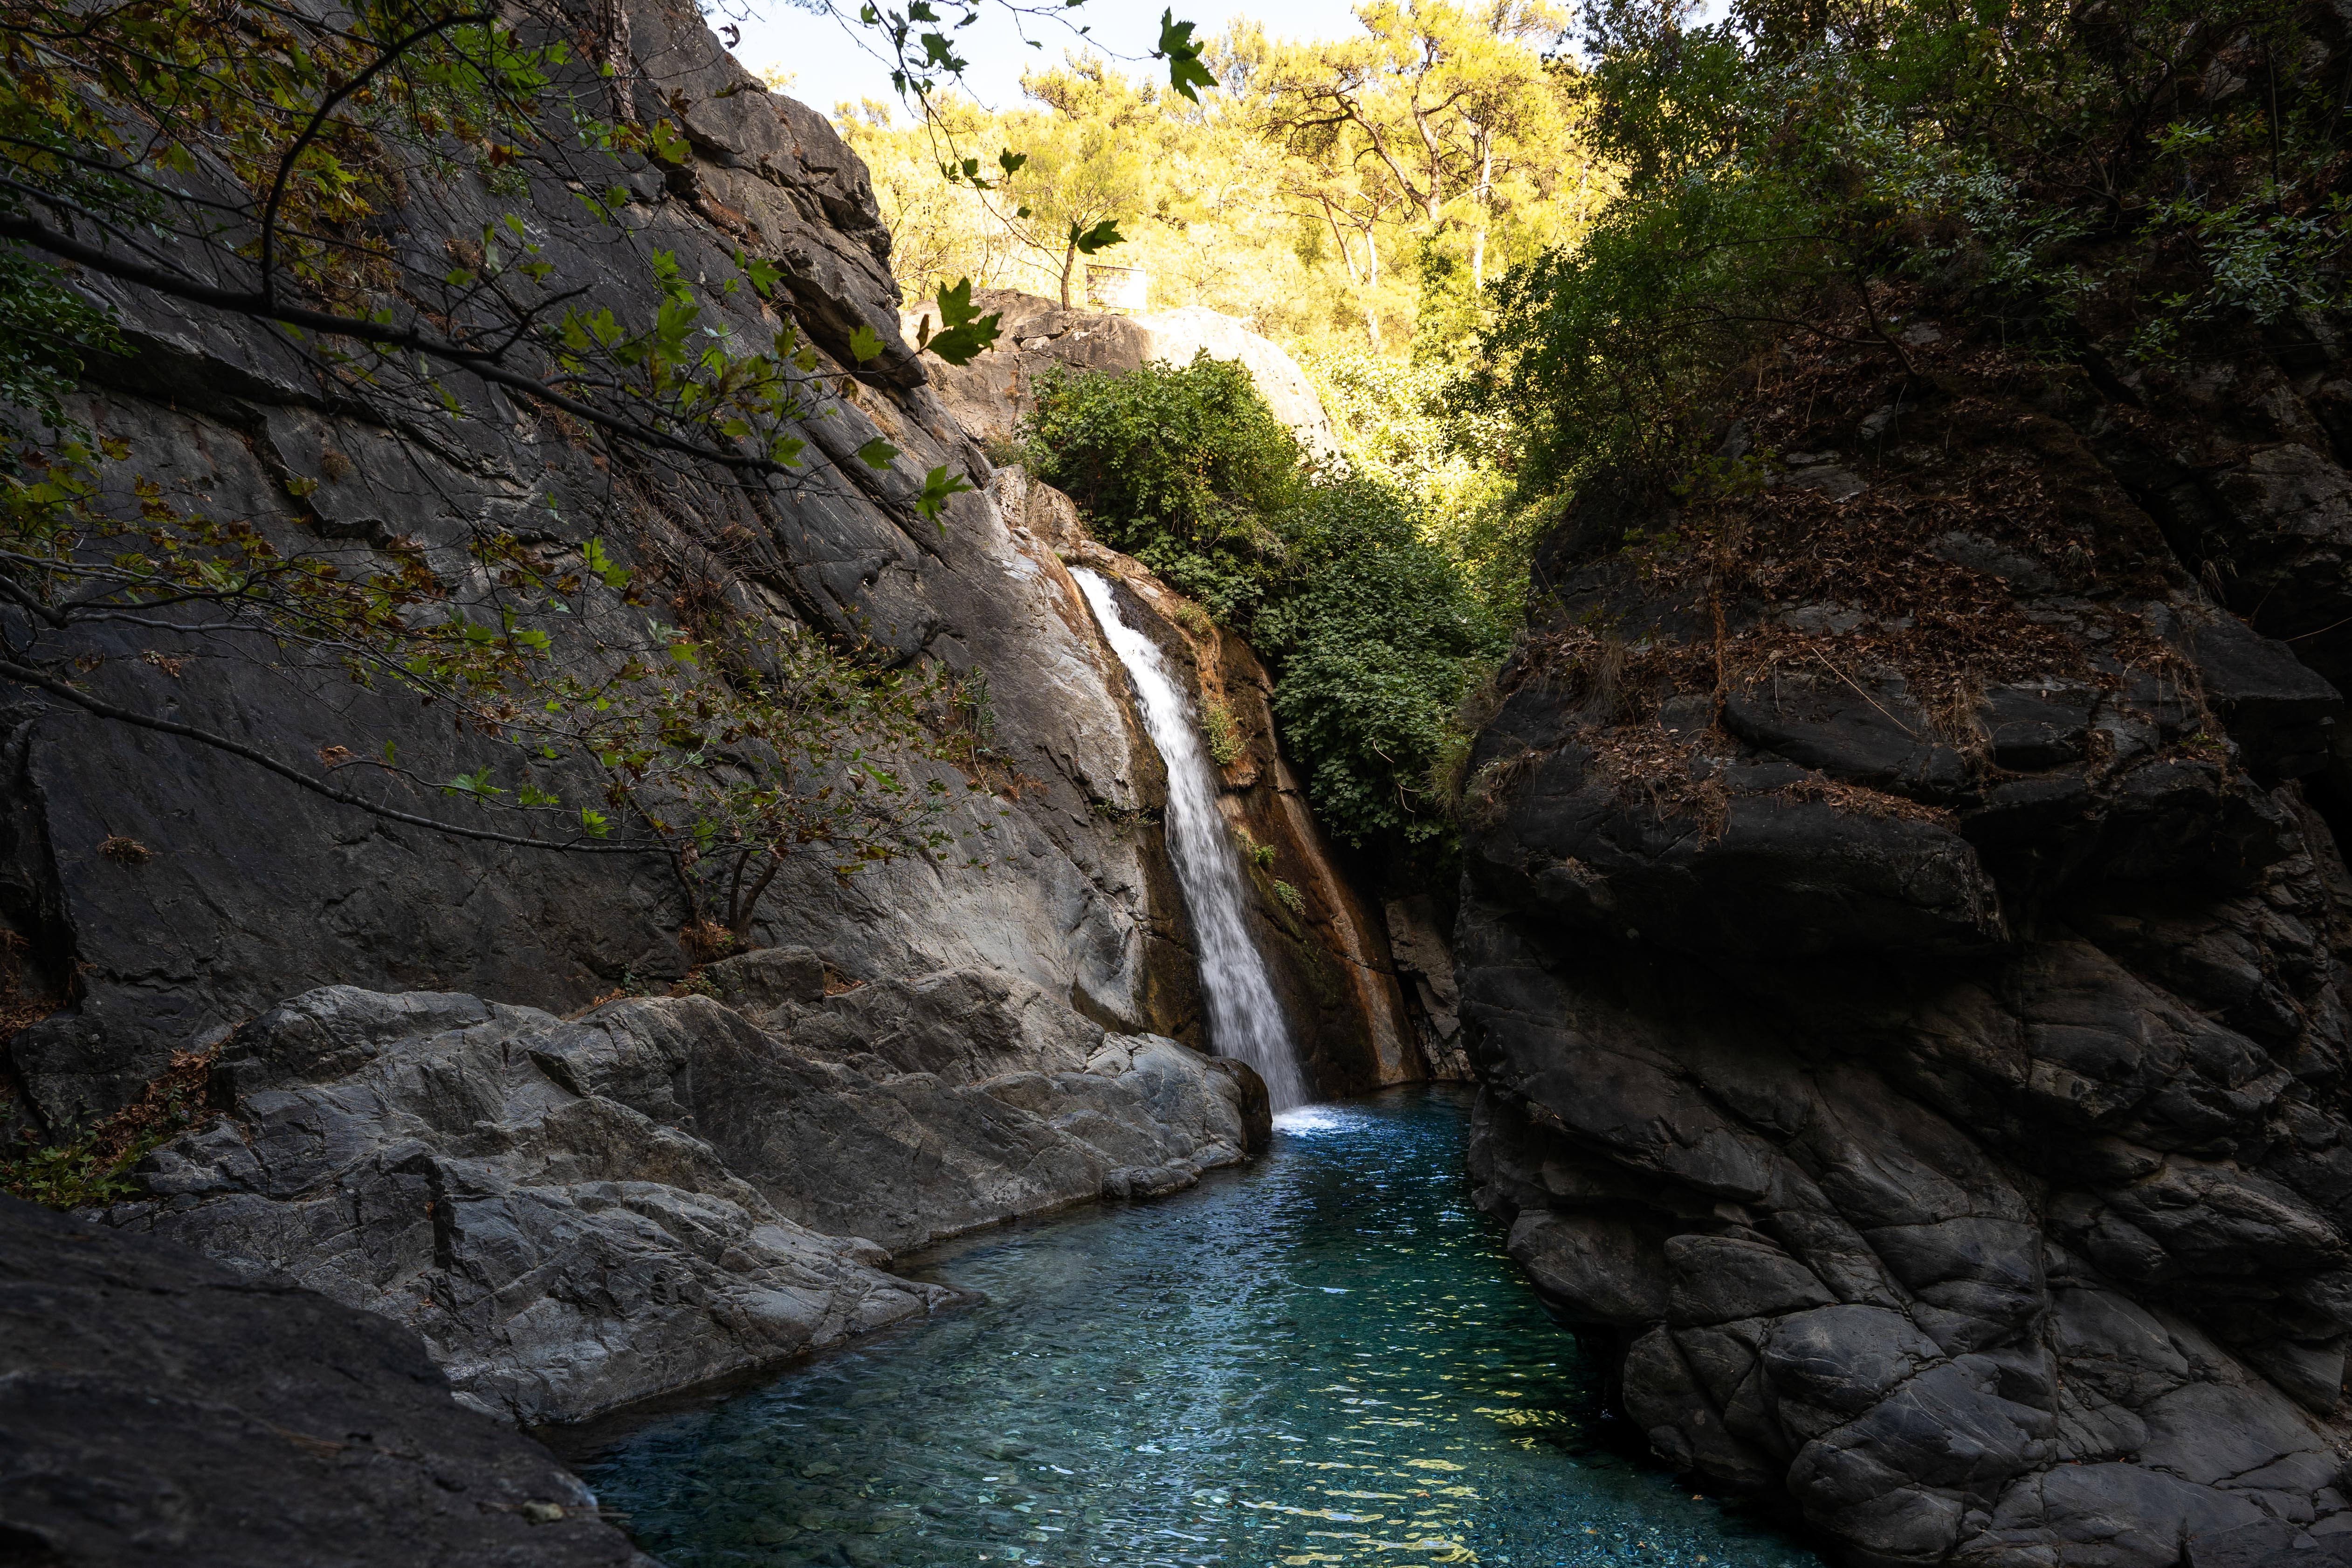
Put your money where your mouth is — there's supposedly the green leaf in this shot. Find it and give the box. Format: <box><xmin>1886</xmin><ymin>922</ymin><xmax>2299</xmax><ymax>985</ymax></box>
<box><xmin>582</xmin><ymin>537</ymin><xmax>633</xmax><ymax>590</ymax></box>
<box><xmin>847</xmin><ymin>323</ymin><xmax>885</xmax><ymax>363</ymax></box>
<box><xmin>443</xmin><ymin>767</ymin><xmax>505</xmax><ymax>798</ymax></box>
<box><xmin>648</xmin><ymin>118</ymin><xmax>691</xmax><ymax>165</ymax></box>
<box><xmin>856</xmin><ymin>436</ymin><xmax>900</xmax><ymax>470</ymax></box>
<box><xmin>997</xmin><ymin>148</ymin><xmax>1028</xmax><ymax>176</ymax></box>
<box><xmin>919</xmin><ymin>278</ymin><xmax>1002</xmax><ymax>366</ymax></box>
<box><xmin>1070</xmin><ymin>217</ymin><xmax>1125</xmax><ymax>255</ymax></box>
<box><xmin>1155</xmin><ymin>10</ymin><xmax>1214</xmax><ymax>102</ymax></box>
<box><xmin>914</xmin><ymin>463</ymin><xmax>975</xmax><ymax>526</ymax></box>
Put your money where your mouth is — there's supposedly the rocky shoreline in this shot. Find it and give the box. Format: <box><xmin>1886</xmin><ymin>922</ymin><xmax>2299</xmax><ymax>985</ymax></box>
<box><xmin>93</xmin><ymin>954</ymin><xmax>1268</xmax><ymax>1427</ymax></box>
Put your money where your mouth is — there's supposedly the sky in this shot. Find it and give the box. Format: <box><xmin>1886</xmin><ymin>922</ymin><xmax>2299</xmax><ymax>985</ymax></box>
<box><xmin>711</xmin><ymin>0</ymin><xmax>1372</xmax><ymax>121</ymax></box>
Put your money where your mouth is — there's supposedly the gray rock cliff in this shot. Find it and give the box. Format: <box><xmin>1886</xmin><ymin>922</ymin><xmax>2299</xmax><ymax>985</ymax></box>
<box><xmin>1459</xmin><ymin>317</ymin><xmax>2352</xmax><ymax>1564</ymax></box>
<box><xmin>0</xmin><ymin>0</ymin><xmax>1400</xmax><ymax>1139</ymax></box>
<box><xmin>0</xmin><ymin>0</ymin><xmax>1347</xmax><ymax>1556</ymax></box>
<box><xmin>0</xmin><ymin>1194</ymin><xmax>653</xmax><ymax>1566</ymax></box>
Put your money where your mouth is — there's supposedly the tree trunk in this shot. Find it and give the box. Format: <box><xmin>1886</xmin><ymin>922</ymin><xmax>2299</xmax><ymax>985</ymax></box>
<box><xmin>1059</xmin><ymin>242</ymin><xmax>1076</xmax><ymax>309</ymax></box>
<box><xmin>1411</xmin><ymin>105</ymin><xmax>1444</xmax><ymax>224</ymax></box>
<box><xmin>1472</xmin><ymin>134</ymin><xmax>1492</xmax><ymax>289</ymax></box>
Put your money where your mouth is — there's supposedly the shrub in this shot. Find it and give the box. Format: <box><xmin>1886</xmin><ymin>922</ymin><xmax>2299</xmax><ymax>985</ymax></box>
<box><xmin>1251</xmin><ymin>478</ymin><xmax>1507</xmax><ymax>846</ymax></box>
<box><xmin>2</xmin><ymin>1047</ymin><xmax>214</xmax><ymax>1209</ymax></box>
<box><xmin>1458</xmin><ymin>0</ymin><xmax>2352</xmax><ymax>494</ymax></box>
<box><xmin>1029</xmin><ymin>357</ymin><xmax>1507</xmax><ymax>856</ymax></box>
<box><xmin>1029</xmin><ymin>354</ymin><xmax>1302</xmax><ymax>546</ymax></box>
<box><xmin>1201</xmin><ymin>698</ymin><xmax>1242</xmax><ymax>767</ymax></box>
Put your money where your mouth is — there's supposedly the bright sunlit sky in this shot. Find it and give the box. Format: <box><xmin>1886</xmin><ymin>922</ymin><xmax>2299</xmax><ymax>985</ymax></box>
<box><xmin>711</xmin><ymin>0</ymin><xmax>1372</xmax><ymax>121</ymax></box>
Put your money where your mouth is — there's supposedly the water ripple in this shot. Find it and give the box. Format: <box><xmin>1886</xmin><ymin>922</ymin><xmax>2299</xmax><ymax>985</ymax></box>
<box><xmin>578</xmin><ymin>1087</ymin><xmax>1822</xmax><ymax>1568</ymax></box>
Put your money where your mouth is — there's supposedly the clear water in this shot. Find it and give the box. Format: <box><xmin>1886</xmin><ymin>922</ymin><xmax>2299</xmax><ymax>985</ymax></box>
<box><xmin>1068</xmin><ymin>566</ymin><xmax>1307</xmax><ymax>1108</ymax></box>
<box><xmin>576</xmin><ymin>1088</ymin><xmax>1823</xmax><ymax>1568</ymax></box>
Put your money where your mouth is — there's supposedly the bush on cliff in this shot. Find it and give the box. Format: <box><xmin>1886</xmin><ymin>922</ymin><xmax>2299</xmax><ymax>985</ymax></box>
<box><xmin>1456</xmin><ymin>0</ymin><xmax>2352</xmax><ymax>495</ymax></box>
<box><xmin>1027</xmin><ymin>355</ymin><xmax>1506</xmax><ymax>854</ymax></box>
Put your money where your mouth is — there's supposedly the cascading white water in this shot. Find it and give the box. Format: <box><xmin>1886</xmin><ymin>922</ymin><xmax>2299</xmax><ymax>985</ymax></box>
<box><xmin>1072</xmin><ymin>568</ymin><xmax>1310</xmax><ymax>1109</ymax></box>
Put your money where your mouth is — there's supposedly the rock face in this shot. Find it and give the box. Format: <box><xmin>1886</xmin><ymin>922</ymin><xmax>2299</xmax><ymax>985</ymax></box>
<box><xmin>0</xmin><ymin>1194</ymin><xmax>651</xmax><ymax>1567</ymax></box>
<box><xmin>912</xmin><ymin>288</ymin><xmax>1341</xmax><ymax>458</ymax></box>
<box><xmin>0</xmin><ymin>0</ymin><xmax>1400</xmax><ymax>1143</ymax></box>
<box><xmin>1458</xmin><ymin>329</ymin><xmax>2352</xmax><ymax>1563</ymax></box>
<box><xmin>101</xmin><ymin>964</ymin><xmax>1267</xmax><ymax>1426</ymax></box>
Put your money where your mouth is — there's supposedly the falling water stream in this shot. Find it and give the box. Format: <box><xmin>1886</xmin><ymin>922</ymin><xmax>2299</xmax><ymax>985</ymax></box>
<box><xmin>1069</xmin><ymin>567</ymin><xmax>1308</xmax><ymax>1109</ymax></box>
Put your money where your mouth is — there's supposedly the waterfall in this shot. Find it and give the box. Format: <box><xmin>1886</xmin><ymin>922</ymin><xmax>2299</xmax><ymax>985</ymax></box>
<box><xmin>1072</xmin><ymin>568</ymin><xmax>1310</xmax><ymax>1109</ymax></box>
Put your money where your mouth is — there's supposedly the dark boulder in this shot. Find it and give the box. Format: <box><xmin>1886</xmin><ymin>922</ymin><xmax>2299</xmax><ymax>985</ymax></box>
<box><xmin>0</xmin><ymin>1195</ymin><xmax>651</xmax><ymax>1567</ymax></box>
<box><xmin>1459</xmin><ymin>308</ymin><xmax>2352</xmax><ymax>1564</ymax></box>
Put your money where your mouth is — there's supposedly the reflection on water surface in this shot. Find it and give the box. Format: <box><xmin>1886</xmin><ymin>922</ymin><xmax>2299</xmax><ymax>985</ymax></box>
<box><xmin>578</xmin><ymin>1087</ymin><xmax>1822</xmax><ymax>1568</ymax></box>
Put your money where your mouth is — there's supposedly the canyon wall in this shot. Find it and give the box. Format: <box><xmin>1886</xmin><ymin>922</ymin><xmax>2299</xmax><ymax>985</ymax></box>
<box><xmin>1460</xmin><ymin>310</ymin><xmax>2352</xmax><ymax>1564</ymax></box>
<box><xmin>0</xmin><ymin>0</ymin><xmax>1412</xmax><ymax>1528</ymax></box>
<box><xmin>0</xmin><ymin>0</ymin><xmax>1409</xmax><ymax>1144</ymax></box>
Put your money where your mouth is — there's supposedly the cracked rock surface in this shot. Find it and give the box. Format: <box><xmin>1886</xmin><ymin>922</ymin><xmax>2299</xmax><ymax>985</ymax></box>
<box><xmin>1458</xmin><ymin>312</ymin><xmax>2352</xmax><ymax>1563</ymax></box>
<box><xmin>101</xmin><ymin>964</ymin><xmax>1267</xmax><ymax>1426</ymax></box>
<box><xmin>0</xmin><ymin>1194</ymin><xmax>653</xmax><ymax>1567</ymax></box>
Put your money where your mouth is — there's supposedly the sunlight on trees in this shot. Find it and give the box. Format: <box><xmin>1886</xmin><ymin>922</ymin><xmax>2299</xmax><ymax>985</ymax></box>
<box><xmin>835</xmin><ymin>2</ymin><xmax>1611</xmax><ymax>361</ymax></box>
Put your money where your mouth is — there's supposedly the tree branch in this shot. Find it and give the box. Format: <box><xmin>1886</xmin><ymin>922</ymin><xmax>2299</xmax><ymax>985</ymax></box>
<box><xmin>0</xmin><ymin>654</ymin><xmax>656</xmax><ymax>854</ymax></box>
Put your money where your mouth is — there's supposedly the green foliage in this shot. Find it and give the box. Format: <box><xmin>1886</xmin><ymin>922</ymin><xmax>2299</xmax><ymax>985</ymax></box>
<box><xmin>0</xmin><ymin>1131</ymin><xmax>144</xmax><ymax>1208</ymax></box>
<box><xmin>1155</xmin><ymin>9</ymin><xmax>1217</xmax><ymax>103</ymax></box>
<box><xmin>1201</xmin><ymin>697</ymin><xmax>1241</xmax><ymax>766</ymax></box>
<box><xmin>1030</xmin><ymin>356</ymin><xmax>1506</xmax><ymax>853</ymax></box>
<box><xmin>915</xmin><ymin>277</ymin><xmax>1004</xmax><ymax>366</ymax></box>
<box><xmin>1250</xmin><ymin>478</ymin><xmax>1508</xmax><ymax>847</ymax></box>
<box><xmin>1029</xmin><ymin>353</ymin><xmax>1304</xmax><ymax>619</ymax></box>
<box><xmin>1</xmin><ymin>1050</ymin><xmax>212</xmax><ymax>1209</ymax></box>
<box><xmin>0</xmin><ymin>251</ymin><xmax>123</xmax><ymax>435</ymax></box>
<box><xmin>1460</xmin><ymin>0</ymin><xmax>2352</xmax><ymax>491</ymax></box>
<box><xmin>1304</xmin><ymin>347</ymin><xmax>1542</xmax><ymax>625</ymax></box>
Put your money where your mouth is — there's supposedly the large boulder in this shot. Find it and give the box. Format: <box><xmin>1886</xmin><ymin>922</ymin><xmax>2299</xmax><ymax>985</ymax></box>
<box><xmin>102</xmin><ymin>968</ymin><xmax>1268</xmax><ymax>1426</ymax></box>
<box><xmin>1458</xmin><ymin>305</ymin><xmax>2352</xmax><ymax>1564</ymax></box>
<box><xmin>908</xmin><ymin>288</ymin><xmax>1340</xmax><ymax>458</ymax></box>
<box><xmin>0</xmin><ymin>1195</ymin><xmax>651</xmax><ymax>1567</ymax></box>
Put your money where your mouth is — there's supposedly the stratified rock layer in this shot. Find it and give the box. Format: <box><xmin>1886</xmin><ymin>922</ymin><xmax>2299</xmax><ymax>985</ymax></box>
<box><xmin>1458</xmin><ymin>326</ymin><xmax>2352</xmax><ymax>1565</ymax></box>
<box><xmin>103</xmin><ymin>962</ymin><xmax>1266</xmax><ymax>1426</ymax></box>
<box><xmin>0</xmin><ymin>1194</ymin><xmax>651</xmax><ymax>1567</ymax></box>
